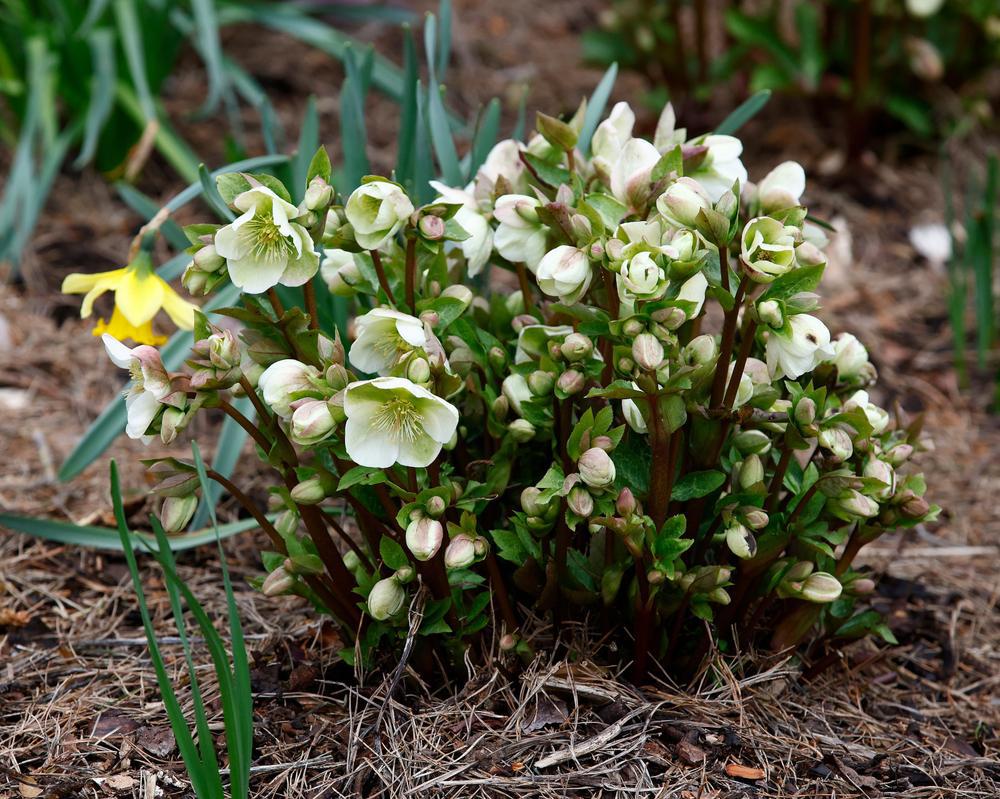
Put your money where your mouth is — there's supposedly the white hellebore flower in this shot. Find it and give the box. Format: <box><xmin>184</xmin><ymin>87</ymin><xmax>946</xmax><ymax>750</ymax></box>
<box><xmin>214</xmin><ymin>185</ymin><xmax>320</xmax><ymax>294</ymax></box>
<box><xmin>343</xmin><ymin>377</ymin><xmax>459</xmax><ymax>468</ymax></box>
<box><xmin>905</xmin><ymin>0</ymin><xmax>944</xmax><ymax>17</ymax></box>
<box><xmin>622</xmin><ymin>382</ymin><xmax>648</xmax><ymax>434</ymax></box>
<box><xmin>845</xmin><ymin>390</ymin><xmax>890</xmax><ymax>435</ymax></box>
<box><xmin>502</xmin><ymin>373</ymin><xmax>533</xmax><ymax>417</ymax></box>
<box><xmin>765</xmin><ymin>314</ymin><xmax>834</xmax><ymax>379</ymax></box>
<box><xmin>591</xmin><ymin>101</ymin><xmax>635</xmax><ymax>177</ymax></box>
<box><xmin>741</xmin><ymin>216</ymin><xmax>798</xmax><ymax>283</ymax></box>
<box><xmin>685</xmin><ymin>134</ymin><xmax>748</xmax><ymax>202</ymax></box>
<box><xmin>259</xmin><ymin>359</ymin><xmax>321</xmax><ymax>419</ymax></box>
<box><xmin>676</xmin><ymin>271</ymin><xmax>709</xmax><ymax>318</ymax></box>
<box><xmin>610</xmin><ymin>137</ymin><xmax>661</xmax><ymax>211</ymax></box>
<box><xmin>493</xmin><ymin>194</ymin><xmax>548</xmax><ymax>271</ymax></box>
<box><xmin>345</xmin><ymin>179</ymin><xmax>414</xmax><ymax>250</ymax></box>
<box><xmin>474</xmin><ymin>139</ymin><xmax>527</xmax><ymax>196</ymax></box>
<box><xmin>756</xmin><ymin>161</ymin><xmax>806</xmax><ymax>213</ymax></box>
<box><xmin>536</xmin><ymin>245</ymin><xmax>592</xmax><ymax>304</ymax></box>
<box><xmin>830</xmin><ymin>332</ymin><xmax>870</xmax><ymax>379</ymax></box>
<box><xmin>514</xmin><ymin>324</ymin><xmax>574</xmax><ymax>364</ymax></box>
<box><xmin>350</xmin><ymin>308</ymin><xmax>426</xmax><ymax>375</ymax></box>
<box><xmin>320</xmin><ymin>248</ymin><xmax>364</xmax><ymax>296</ymax></box>
<box><xmin>617</xmin><ymin>251</ymin><xmax>668</xmax><ymax>302</ymax></box>
<box><xmin>429</xmin><ymin>181</ymin><xmax>493</xmax><ymax>276</ymax></box>
<box><xmin>103</xmin><ymin>335</ymin><xmax>172</xmax><ymax>440</ymax></box>
<box><xmin>657</xmin><ymin>176</ymin><xmax>712</xmax><ymax>229</ymax></box>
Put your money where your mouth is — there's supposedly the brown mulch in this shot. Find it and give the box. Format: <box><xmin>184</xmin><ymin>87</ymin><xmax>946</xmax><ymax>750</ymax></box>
<box><xmin>1</xmin><ymin>0</ymin><xmax>999</xmax><ymax>796</ymax></box>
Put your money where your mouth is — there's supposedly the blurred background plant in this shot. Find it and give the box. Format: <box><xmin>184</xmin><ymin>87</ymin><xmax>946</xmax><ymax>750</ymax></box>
<box><xmin>0</xmin><ymin>0</ymin><xmax>416</xmax><ymax>275</ymax></box>
<box><xmin>583</xmin><ymin>0</ymin><xmax>1000</xmax><ymax>156</ymax></box>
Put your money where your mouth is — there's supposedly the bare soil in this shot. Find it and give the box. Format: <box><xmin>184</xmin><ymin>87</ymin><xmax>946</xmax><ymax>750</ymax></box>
<box><xmin>1</xmin><ymin>1</ymin><xmax>998</xmax><ymax>796</ymax></box>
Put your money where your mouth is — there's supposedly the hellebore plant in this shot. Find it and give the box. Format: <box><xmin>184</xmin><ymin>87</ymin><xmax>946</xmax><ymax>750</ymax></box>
<box><xmin>92</xmin><ymin>99</ymin><xmax>937</xmax><ymax>680</ymax></box>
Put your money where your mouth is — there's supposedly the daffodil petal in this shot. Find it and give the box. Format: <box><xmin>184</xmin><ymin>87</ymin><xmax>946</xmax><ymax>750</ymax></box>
<box><xmin>160</xmin><ymin>283</ymin><xmax>197</xmax><ymax>330</ymax></box>
<box><xmin>62</xmin><ymin>268</ymin><xmax>124</xmax><ymax>295</ymax></box>
<box><xmin>115</xmin><ymin>269</ymin><xmax>165</xmax><ymax>327</ymax></box>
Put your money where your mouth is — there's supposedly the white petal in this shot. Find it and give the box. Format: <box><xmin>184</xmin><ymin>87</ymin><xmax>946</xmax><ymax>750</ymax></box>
<box><xmin>345</xmin><ymin>418</ymin><xmax>398</xmax><ymax>467</ymax></box>
<box><xmin>125</xmin><ymin>390</ymin><xmax>159</xmax><ymax>439</ymax></box>
<box><xmin>103</xmin><ymin>335</ymin><xmax>134</xmax><ymax>369</ymax></box>
<box><xmin>416</xmin><ymin>395</ymin><xmax>460</xmax><ymax>443</ymax></box>
<box><xmin>227</xmin><ymin>253</ymin><xmax>287</xmax><ymax>294</ymax></box>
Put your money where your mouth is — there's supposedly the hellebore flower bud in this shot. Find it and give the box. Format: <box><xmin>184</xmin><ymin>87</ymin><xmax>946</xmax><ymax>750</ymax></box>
<box><xmin>509</xmin><ymin>418</ymin><xmax>536</xmax><ymax>442</ymax></box>
<box><xmin>262</xmin><ymin>565</ymin><xmax>296</xmax><ymax>597</ymax></box>
<box><xmin>732</xmin><ymin>429</ymin><xmax>772</xmax><ymax>456</ymax></box>
<box><xmin>406</xmin><ymin>357</ymin><xmax>431</xmax><ymax>384</ymax></box>
<box><xmin>275</xmin><ymin>510</ymin><xmax>299</xmax><ymax>538</ymax></box>
<box><xmin>578</xmin><ymin>447</ymin><xmax>616</xmax><ymax>489</ymax></box>
<box><xmin>159</xmin><ymin>407</ymin><xmax>185</xmax><ymax>445</ymax></box>
<box><xmin>567</xmin><ymin>485</ymin><xmax>594</xmax><ymax>517</ymax></box>
<box><xmin>830</xmin><ymin>489</ymin><xmax>879</xmax><ymax>520</ymax></box>
<box><xmin>528</xmin><ymin>370</ymin><xmax>555</xmax><ymax>397</ymax></box>
<box><xmin>800</xmin><ymin>572</ymin><xmax>843</xmax><ymax>603</ymax></box>
<box><xmin>557</xmin><ymin>369</ymin><xmax>585</xmax><ymax>395</ymax></box>
<box><xmin>194</xmin><ymin>243</ymin><xmax>226</xmax><ymax>273</ymax></box>
<box><xmin>743</xmin><ymin>508</ymin><xmax>770</xmax><ymax>530</ymax></box>
<box><xmin>831</xmin><ymin>333</ymin><xmax>870</xmax><ymax>381</ymax></box>
<box><xmin>852</xmin><ymin>578</ymin><xmax>877</xmax><ymax>595</ymax></box>
<box><xmin>616</xmin><ymin>487</ymin><xmax>637</xmax><ymax>517</ymax></box>
<box><xmin>290</xmin><ymin>399</ymin><xmax>336</xmax><ymax>446</ymax></box>
<box><xmin>819</xmin><ymin>427</ymin><xmax>853</xmax><ymax>463</ymax></box>
<box><xmin>725</xmin><ymin>523</ymin><xmax>758</xmax><ymax>559</ymax></box>
<box><xmin>161</xmin><ymin>494</ymin><xmax>197</xmax><ymax>534</ymax></box>
<box><xmin>900</xmin><ymin>494</ymin><xmax>930</xmax><ymax>519</ymax></box>
<box><xmin>738</xmin><ymin>455</ymin><xmax>764</xmax><ymax>489</ymax></box>
<box><xmin>561</xmin><ymin>333</ymin><xmax>594</xmax><ymax>362</ymax></box>
<box><xmin>632</xmin><ymin>333</ymin><xmax>664</xmax><ymax>372</ymax></box>
<box><xmin>863</xmin><ymin>457</ymin><xmax>895</xmax><ymax>499</ymax></box>
<box><xmin>367</xmin><ymin>576</ymin><xmax>405</xmax><ymax>620</ymax></box>
<box><xmin>291</xmin><ymin>476</ymin><xmax>327</xmax><ymax>505</ymax></box>
<box><xmin>885</xmin><ymin>443</ymin><xmax>914</xmax><ymax>466</ymax></box>
<box><xmin>425</xmin><ymin>495</ymin><xmax>447</xmax><ymax>518</ymax></box>
<box><xmin>683</xmin><ymin>334</ymin><xmax>718</xmax><ymax>368</ymax></box>
<box><xmin>794</xmin><ymin>397</ymin><xmax>817</xmax><ymax>431</ymax></box>
<box><xmin>304</xmin><ymin>176</ymin><xmax>334</xmax><ymax>211</ymax></box>
<box><xmin>756</xmin><ymin>299</ymin><xmax>783</xmax><ymax>329</ymax></box>
<box><xmin>521</xmin><ymin>486</ymin><xmax>550</xmax><ymax>517</ymax></box>
<box><xmin>708</xmin><ymin>587</ymin><xmax>732</xmax><ymax>605</ymax></box>
<box><xmin>656</xmin><ymin>176</ymin><xmax>712</xmax><ymax>228</ymax></box>
<box><xmin>441</xmin><ymin>284</ymin><xmax>474</xmax><ymax>309</ymax></box>
<box><xmin>406</xmin><ymin>517</ymin><xmax>444</xmax><ymax>561</ymax></box>
<box><xmin>418</xmin><ymin>214</ymin><xmax>446</xmax><ymax>240</ymax></box>
<box><xmin>502</xmin><ymin>373</ymin><xmax>531</xmax><ymax>414</ymax></box>
<box><xmin>445</xmin><ymin>534</ymin><xmax>477</xmax><ymax>569</ymax></box>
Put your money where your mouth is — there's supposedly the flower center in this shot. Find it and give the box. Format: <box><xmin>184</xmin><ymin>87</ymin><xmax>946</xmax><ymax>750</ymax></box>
<box><xmin>370</xmin><ymin>397</ymin><xmax>423</xmax><ymax>442</ymax></box>
<box><xmin>247</xmin><ymin>215</ymin><xmax>294</xmax><ymax>262</ymax></box>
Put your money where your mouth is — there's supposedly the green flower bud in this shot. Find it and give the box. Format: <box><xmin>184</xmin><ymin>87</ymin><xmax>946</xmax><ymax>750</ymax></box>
<box><xmin>557</xmin><ymin>369</ymin><xmax>585</xmax><ymax>395</ymax></box>
<box><xmin>561</xmin><ymin>333</ymin><xmax>594</xmax><ymax>362</ymax></box>
<box><xmin>406</xmin><ymin>357</ymin><xmax>431</xmax><ymax>384</ymax></box>
<box><xmin>304</xmin><ymin>177</ymin><xmax>334</xmax><ymax>211</ymax></box>
<box><xmin>743</xmin><ymin>508</ymin><xmax>769</xmax><ymax>530</ymax></box>
<box><xmin>262</xmin><ymin>565</ymin><xmax>296</xmax><ymax>597</ymax></box>
<box><xmin>632</xmin><ymin>333</ymin><xmax>664</xmax><ymax>372</ymax></box>
<box><xmin>819</xmin><ymin>427</ymin><xmax>853</xmax><ymax>463</ymax></box>
<box><xmin>509</xmin><ymin>418</ymin><xmax>536</xmax><ymax>442</ymax></box>
<box><xmin>291</xmin><ymin>476</ymin><xmax>327</xmax><ymax>505</ymax></box>
<box><xmin>528</xmin><ymin>370</ymin><xmax>555</xmax><ymax>396</ymax></box>
<box><xmin>275</xmin><ymin>510</ymin><xmax>299</xmax><ymax>538</ymax></box>
<box><xmin>406</xmin><ymin>517</ymin><xmax>444</xmax><ymax>561</ymax></box>
<box><xmin>160</xmin><ymin>494</ymin><xmax>198</xmax><ymax>534</ymax></box>
<box><xmin>194</xmin><ymin>243</ymin><xmax>226</xmax><ymax>272</ymax></box>
<box><xmin>445</xmin><ymin>534</ymin><xmax>477</xmax><ymax>569</ymax></box>
<box><xmin>521</xmin><ymin>487</ymin><xmax>550</xmax><ymax>517</ymax></box>
<box><xmin>737</xmin><ymin>454</ymin><xmax>764</xmax><ymax>489</ymax></box>
<box><xmin>567</xmin><ymin>485</ymin><xmax>594</xmax><ymax>517</ymax></box>
<box><xmin>800</xmin><ymin>572</ymin><xmax>842</xmax><ymax>603</ymax></box>
<box><xmin>368</xmin><ymin>576</ymin><xmax>405</xmax><ymax>619</ymax></box>
<box><xmin>725</xmin><ymin>523</ymin><xmax>757</xmax><ymax>559</ymax></box>
<box><xmin>732</xmin><ymin>429</ymin><xmax>772</xmax><ymax>455</ymax></box>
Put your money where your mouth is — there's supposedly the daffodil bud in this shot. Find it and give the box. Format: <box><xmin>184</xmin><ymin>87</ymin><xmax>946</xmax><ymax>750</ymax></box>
<box><xmin>725</xmin><ymin>523</ymin><xmax>757</xmax><ymax>559</ymax></box>
<box><xmin>578</xmin><ymin>447</ymin><xmax>616</xmax><ymax>489</ymax></box>
<box><xmin>160</xmin><ymin>494</ymin><xmax>197</xmax><ymax>533</ymax></box>
<box><xmin>509</xmin><ymin>418</ymin><xmax>536</xmax><ymax>442</ymax></box>
<box><xmin>800</xmin><ymin>572</ymin><xmax>842</xmax><ymax>603</ymax></box>
<box><xmin>755</xmin><ymin>299</ymin><xmax>783</xmax><ymax>328</ymax></box>
<box><xmin>406</xmin><ymin>517</ymin><xmax>444</xmax><ymax>561</ymax></box>
<box><xmin>567</xmin><ymin>485</ymin><xmax>594</xmax><ymax>517</ymax></box>
<box><xmin>367</xmin><ymin>576</ymin><xmax>405</xmax><ymax>619</ymax></box>
<box><xmin>262</xmin><ymin>565</ymin><xmax>296</xmax><ymax>597</ymax></box>
<box><xmin>632</xmin><ymin>333</ymin><xmax>664</xmax><ymax>372</ymax></box>
<box><xmin>445</xmin><ymin>534</ymin><xmax>477</xmax><ymax>569</ymax></box>
<box><xmin>819</xmin><ymin>427</ymin><xmax>853</xmax><ymax>463</ymax></box>
<box><xmin>304</xmin><ymin>177</ymin><xmax>333</xmax><ymax>211</ymax></box>
<box><xmin>557</xmin><ymin>369</ymin><xmax>585</xmax><ymax>395</ymax></box>
<box><xmin>561</xmin><ymin>332</ymin><xmax>594</xmax><ymax>362</ymax></box>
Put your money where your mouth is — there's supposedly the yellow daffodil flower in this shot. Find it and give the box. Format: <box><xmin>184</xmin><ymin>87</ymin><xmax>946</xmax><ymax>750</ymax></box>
<box><xmin>62</xmin><ymin>252</ymin><xmax>197</xmax><ymax>346</ymax></box>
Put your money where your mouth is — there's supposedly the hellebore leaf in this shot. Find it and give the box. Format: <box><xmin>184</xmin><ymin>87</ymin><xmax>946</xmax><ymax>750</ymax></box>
<box><xmin>671</xmin><ymin>470</ymin><xmax>726</xmax><ymax>502</ymax></box>
<box><xmin>379</xmin><ymin>536</ymin><xmax>409</xmax><ymax>571</ymax></box>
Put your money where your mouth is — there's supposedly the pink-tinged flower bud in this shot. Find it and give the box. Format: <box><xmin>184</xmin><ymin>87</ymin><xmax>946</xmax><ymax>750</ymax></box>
<box><xmin>743</xmin><ymin>508</ymin><xmax>769</xmax><ymax>530</ymax></box>
<box><xmin>561</xmin><ymin>333</ymin><xmax>594</xmax><ymax>362</ymax></box>
<box><xmin>578</xmin><ymin>447</ymin><xmax>616</xmax><ymax>489</ymax></box>
<box><xmin>794</xmin><ymin>397</ymin><xmax>818</xmax><ymax>430</ymax></box>
<box><xmin>819</xmin><ymin>427</ymin><xmax>853</xmax><ymax>462</ymax></box>
<box><xmin>647</xmin><ymin>569</ymin><xmax>666</xmax><ymax>585</ymax></box>
<box><xmin>591</xmin><ymin>435</ymin><xmax>614</xmax><ymax>452</ymax></box>
<box><xmin>489</xmin><ymin>347</ymin><xmax>507</xmax><ymax>372</ymax></box>
<box><xmin>259</xmin><ymin>359</ymin><xmax>321</xmax><ymax>419</ymax></box>
<box><xmin>304</xmin><ymin>176</ymin><xmax>334</xmax><ymax>211</ymax></box>
<box><xmin>262</xmin><ymin>565</ymin><xmax>296</xmax><ymax>597</ymax></box>
<box><xmin>419</xmin><ymin>214</ymin><xmax>446</xmax><ymax>240</ymax></box>
<box><xmin>425</xmin><ymin>495</ymin><xmax>447</xmax><ymax>518</ymax></box>
<box><xmin>367</xmin><ymin>576</ymin><xmax>405</xmax><ymax>619</ymax></box>
<box><xmin>800</xmin><ymin>572</ymin><xmax>842</xmax><ymax>603</ymax></box>
<box><xmin>863</xmin><ymin>457</ymin><xmax>895</xmax><ymax>499</ymax></box>
<box><xmin>394</xmin><ymin>565</ymin><xmax>415</xmax><ymax>584</ymax></box>
<box><xmin>406</xmin><ymin>517</ymin><xmax>444</xmax><ymax>561</ymax></box>
<box><xmin>160</xmin><ymin>494</ymin><xmax>197</xmax><ymax>533</ymax></box>
<box><xmin>473</xmin><ymin>536</ymin><xmax>489</xmax><ymax>558</ymax></box>
<box><xmin>906</xmin><ymin>37</ymin><xmax>943</xmax><ymax>81</ymax></box>
<box><xmin>900</xmin><ymin>495</ymin><xmax>930</xmax><ymax>519</ymax></box>
<box><xmin>886</xmin><ymin>444</ymin><xmax>913</xmax><ymax>466</ymax></box>
<box><xmin>567</xmin><ymin>485</ymin><xmax>594</xmax><ymax>517</ymax></box>
<box><xmin>632</xmin><ymin>333</ymin><xmax>664</xmax><ymax>372</ymax></box>
<box><xmin>831</xmin><ymin>489</ymin><xmax>879</xmax><ymax>520</ymax></box>
<box><xmin>852</xmin><ymin>578</ymin><xmax>876</xmax><ymax>595</ymax></box>
<box><xmin>616</xmin><ymin>487</ymin><xmax>637</xmax><ymax>516</ymax></box>
<box><xmin>508</xmin><ymin>418</ymin><xmax>536</xmax><ymax>442</ymax></box>
<box><xmin>622</xmin><ymin>318</ymin><xmax>645</xmax><ymax>338</ymax></box>
<box><xmin>290</xmin><ymin>399</ymin><xmax>336</xmax><ymax>446</ymax></box>
<box><xmin>159</xmin><ymin>407</ymin><xmax>185</xmax><ymax>445</ymax></box>
<box><xmin>445</xmin><ymin>534</ymin><xmax>477</xmax><ymax>569</ymax></box>
<box><xmin>656</xmin><ymin>176</ymin><xmax>712</xmax><ymax>228</ymax></box>
<box><xmin>557</xmin><ymin>369</ymin><xmax>585</xmax><ymax>395</ymax></box>
<box><xmin>725</xmin><ymin>523</ymin><xmax>757</xmax><ymax>559</ymax></box>
<box><xmin>499</xmin><ymin>633</ymin><xmax>518</xmax><ymax>651</ymax></box>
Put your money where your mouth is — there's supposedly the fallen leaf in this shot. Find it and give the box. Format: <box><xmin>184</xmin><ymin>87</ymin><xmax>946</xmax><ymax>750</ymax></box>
<box><xmin>135</xmin><ymin>726</ymin><xmax>176</xmax><ymax>758</ymax></box>
<box><xmin>677</xmin><ymin>738</ymin><xmax>707</xmax><ymax>765</ymax></box>
<box><xmin>0</xmin><ymin>607</ymin><xmax>32</xmax><ymax>627</ymax></box>
<box><xmin>521</xmin><ymin>695</ymin><xmax>568</xmax><ymax>733</ymax></box>
<box><xmin>725</xmin><ymin>762</ymin><xmax>765</xmax><ymax>780</ymax></box>
<box><xmin>106</xmin><ymin>774</ymin><xmax>136</xmax><ymax>791</ymax></box>
<box><xmin>92</xmin><ymin>710</ymin><xmax>140</xmax><ymax>738</ymax></box>
<box><xmin>19</xmin><ymin>777</ymin><xmax>43</xmax><ymax>798</ymax></box>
